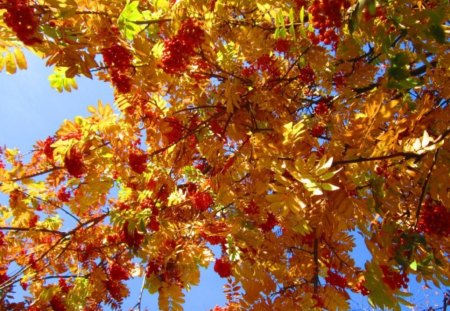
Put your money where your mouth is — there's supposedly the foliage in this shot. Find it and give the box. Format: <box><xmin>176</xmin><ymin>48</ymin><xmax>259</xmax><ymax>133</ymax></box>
<box><xmin>0</xmin><ymin>0</ymin><xmax>449</xmax><ymax>310</ymax></box>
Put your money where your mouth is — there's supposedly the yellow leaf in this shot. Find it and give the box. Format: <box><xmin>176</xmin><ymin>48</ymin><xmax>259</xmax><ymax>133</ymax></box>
<box><xmin>14</xmin><ymin>49</ymin><xmax>27</xmax><ymax>70</ymax></box>
<box><xmin>5</xmin><ymin>52</ymin><xmax>16</xmax><ymax>74</ymax></box>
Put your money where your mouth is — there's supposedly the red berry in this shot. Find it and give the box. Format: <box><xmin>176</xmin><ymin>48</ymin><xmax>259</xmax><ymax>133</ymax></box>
<box><xmin>129</xmin><ymin>151</ymin><xmax>147</xmax><ymax>174</ymax></box>
<box><xmin>260</xmin><ymin>213</ymin><xmax>277</xmax><ymax>232</ymax></box>
<box><xmin>214</xmin><ymin>257</ymin><xmax>232</xmax><ymax>278</ymax></box>
<box><xmin>311</xmin><ymin>124</ymin><xmax>326</xmax><ymax>137</ymax></box>
<box><xmin>64</xmin><ymin>148</ymin><xmax>85</xmax><ymax>178</ymax></box>
<box><xmin>191</xmin><ymin>192</ymin><xmax>213</xmax><ymax>211</ymax></box>
<box><xmin>109</xmin><ymin>263</ymin><xmax>130</xmax><ymax>281</ymax></box>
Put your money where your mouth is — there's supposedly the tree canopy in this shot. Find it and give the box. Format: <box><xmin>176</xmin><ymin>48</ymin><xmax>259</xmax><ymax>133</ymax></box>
<box><xmin>0</xmin><ymin>0</ymin><xmax>449</xmax><ymax>310</ymax></box>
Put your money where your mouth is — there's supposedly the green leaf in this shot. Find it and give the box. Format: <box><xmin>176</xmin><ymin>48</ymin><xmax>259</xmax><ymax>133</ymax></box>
<box><xmin>48</xmin><ymin>67</ymin><xmax>78</xmax><ymax>92</ymax></box>
<box><xmin>429</xmin><ymin>25</ymin><xmax>446</xmax><ymax>44</ymax></box>
<box><xmin>409</xmin><ymin>261</ymin><xmax>417</xmax><ymax>271</ymax></box>
<box><xmin>118</xmin><ymin>1</ymin><xmax>149</xmax><ymax>40</ymax></box>
<box><xmin>299</xmin><ymin>6</ymin><xmax>305</xmax><ymax>24</ymax></box>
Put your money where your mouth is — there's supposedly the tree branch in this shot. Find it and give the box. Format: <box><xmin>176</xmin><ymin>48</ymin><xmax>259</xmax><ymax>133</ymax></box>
<box><xmin>414</xmin><ymin>148</ymin><xmax>440</xmax><ymax>230</ymax></box>
<box><xmin>0</xmin><ymin>227</ymin><xmax>65</xmax><ymax>236</ymax></box>
<box><xmin>332</xmin><ymin>152</ymin><xmax>422</xmax><ymax>166</ymax></box>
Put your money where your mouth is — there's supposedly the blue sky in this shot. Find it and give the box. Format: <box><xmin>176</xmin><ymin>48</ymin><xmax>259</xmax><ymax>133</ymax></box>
<box><xmin>0</xmin><ymin>52</ymin><xmax>446</xmax><ymax>311</ymax></box>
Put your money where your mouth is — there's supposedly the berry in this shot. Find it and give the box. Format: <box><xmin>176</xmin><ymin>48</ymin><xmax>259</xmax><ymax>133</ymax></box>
<box><xmin>41</xmin><ymin>136</ymin><xmax>55</xmax><ymax>161</ymax></box>
<box><xmin>192</xmin><ymin>192</ymin><xmax>213</xmax><ymax>211</ymax></box>
<box><xmin>129</xmin><ymin>151</ymin><xmax>147</xmax><ymax>174</ymax></box>
<box><xmin>307</xmin><ymin>0</ymin><xmax>349</xmax><ymax>47</ymax></box>
<box><xmin>161</xmin><ymin>19</ymin><xmax>204</xmax><ymax>74</ymax></box>
<box><xmin>57</xmin><ymin>187</ymin><xmax>71</xmax><ymax>203</ymax></box>
<box><xmin>101</xmin><ymin>43</ymin><xmax>133</xmax><ymax>93</ymax></box>
<box><xmin>298</xmin><ymin>65</ymin><xmax>315</xmax><ymax>85</ymax></box>
<box><xmin>260</xmin><ymin>213</ymin><xmax>277</xmax><ymax>232</ymax></box>
<box><xmin>50</xmin><ymin>295</ymin><xmax>66</xmax><ymax>311</ymax></box>
<box><xmin>64</xmin><ymin>147</ymin><xmax>85</xmax><ymax>178</ymax></box>
<box><xmin>326</xmin><ymin>271</ymin><xmax>348</xmax><ymax>288</ymax></box>
<box><xmin>58</xmin><ymin>278</ymin><xmax>71</xmax><ymax>294</ymax></box>
<box><xmin>314</xmin><ymin>100</ymin><xmax>329</xmax><ymax>115</ymax></box>
<box><xmin>418</xmin><ymin>199</ymin><xmax>450</xmax><ymax>237</ymax></box>
<box><xmin>214</xmin><ymin>257</ymin><xmax>232</xmax><ymax>278</ymax></box>
<box><xmin>380</xmin><ymin>265</ymin><xmax>409</xmax><ymax>290</ymax></box>
<box><xmin>162</xmin><ymin>117</ymin><xmax>184</xmax><ymax>144</ymax></box>
<box><xmin>3</xmin><ymin>1</ymin><xmax>42</xmax><ymax>45</ymax></box>
<box><xmin>311</xmin><ymin>124</ymin><xmax>326</xmax><ymax>137</ymax></box>
<box><xmin>109</xmin><ymin>263</ymin><xmax>130</xmax><ymax>281</ymax></box>
<box><xmin>244</xmin><ymin>201</ymin><xmax>259</xmax><ymax>215</ymax></box>
<box><xmin>121</xmin><ymin>222</ymin><xmax>144</xmax><ymax>249</ymax></box>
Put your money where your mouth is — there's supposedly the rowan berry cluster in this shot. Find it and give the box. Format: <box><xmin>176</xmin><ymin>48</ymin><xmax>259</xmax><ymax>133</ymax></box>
<box><xmin>311</xmin><ymin>124</ymin><xmax>326</xmax><ymax>137</ymax></box>
<box><xmin>298</xmin><ymin>65</ymin><xmax>316</xmax><ymax>85</ymax></box>
<box><xmin>162</xmin><ymin>117</ymin><xmax>184</xmax><ymax>144</ymax></box>
<box><xmin>101</xmin><ymin>43</ymin><xmax>133</xmax><ymax>93</ymax></box>
<box><xmin>307</xmin><ymin>0</ymin><xmax>350</xmax><ymax>46</ymax></box>
<box><xmin>274</xmin><ymin>39</ymin><xmax>291</xmax><ymax>54</ymax></box>
<box><xmin>64</xmin><ymin>147</ymin><xmax>85</xmax><ymax>178</ymax></box>
<box><xmin>3</xmin><ymin>0</ymin><xmax>42</xmax><ymax>45</ymax></box>
<box><xmin>418</xmin><ymin>199</ymin><xmax>450</xmax><ymax>237</ymax></box>
<box><xmin>214</xmin><ymin>257</ymin><xmax>232</xmax><ymax>278</ymax></box>
<box><xmin>314</xmin><ymin>99</ymin><xmax>330</xmax><ymax>115</ymax></box>
<box><xmin>161</xmin><ymin>19</ymin><xmax>205</xmax><ymax>74</ymax></box>
<box><xmin>325</xmin><ymin>270</ymin><xmax>348</xmax><ymax>288</ymax></box>
<box><xmin>380</xmin><ymin>265</ymin><xmax>409</xmax><ymax>290</ymax></box>
<box><xmin>129</xmin><ymin>150</ymin><xmax>148</xmax><ymax>174</ymax></box>
<box><xmin>259</xmin><ymin>212</ymin><xmax>277</xmax><ymax>232</ymax></box>
<box><xmin>191</xmin><ymin>191</ymin><xmax>214</xmax><ymax>212</ymax></box>
<box><xmin>109</xmin><ymin>263</ymin><xmax>130</xmax><ymax>281</ymax></box>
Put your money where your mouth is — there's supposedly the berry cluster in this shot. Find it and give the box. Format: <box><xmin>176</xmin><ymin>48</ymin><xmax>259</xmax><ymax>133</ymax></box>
<box><xmin>64</xmin><ymin>147</ymin><xmax>85</xmax><ymax>178</ymax></box>
<box><xmin>129</xmin><ymin>150</ymin><xmax>148</xmax><ymax>174</ymax></box>
<box><xmin>121</xmin><ymin>221</ymin><xmax>144</xmax><ymax>249</ymax></box>
<box><xmin>162</xmin><ymin>117</ymin><xmax>184</xmax><ymax>145</ymax></box>
<box><xmin>214</xmin><ymin>257</ymin><xmax>232</xmax><ymax>278</ymax></box>
<box><xmin>298</xmin><ymin>65</ymin><xmax>315</xmax><ymax>86</ymax></box>
<box><xmin>259</xmin><ymin>213</ymin><xmax>278</xmax><ymax>232</ymax></box>
<box><xmin>161</xmin><ymin>19</ymin><xmax>205</xmax><ymax>74</ymax></box>
<box><xmin>101</xmin><ymin>43</ymin><xmax>133</xmax><ymax>93</ymax></box>
<box><xmin>311</xmin><ymin>124</ymin><xmax>326</xmax><ymax>137</ymax></box>
<box><xmin>274</xmin><ymin>39</ymin><xmax>291</xmax><ymax>54</ymax></box>
<box><xmin>3</xmin><ymin>0</ymin><xmax>42</xmax><ymax>45</ymax></box>
<box><xmin>57</xmin><ymin>187</ymin><xmax>71</xmax><ymax>203</ymax></box>
<box><xmin>58</xmin><ymin>278</ymin><xmax>72</xmax><ymax>294</ymax></box>
<box><xmin>314</xmin><ymin>99</ymin><xmax>330</xmax><ymax>115</ymax></box>
<box><xmin>50</xmin><ymin>295</ymin><xmax>66</xmax><ymax>311</ymax></box>
<box><xmin>325</xmin><ymin>271</ymin><xmax>348</xmax><ymax>288</ymax></box>
<box><xmin>307</xmin><ymin>0</ymin><xmax>350</xmax><ymax>46</ymax></box>
<box><xmin>200</xmin><ymin>222</ymin><xmax>228</xmax><ymax>245</ymax></box>
<box><xmin>109</xmin><ymin>263</ymin><xmax>130</xmax><ymax>281</ymax></box>
<box><xmin>244</xmin><ymin>201</ymin><xmax>259</xmax><ymax>215</ymax></box>
<box><xmin>355</xmin><ymin>281</ymin><xmax>370</xmax><ymax>296</ymax></box>
<box><xmin>380</xmin><ymin>265</ymin><xmax>409</xmax><ymax>290</ymax></box>
<box><xmin>191</xmin><ymin>191</ymin><xmax>214</xmax><ymax>212</ymax></box>
<box><xmin>418</xmin><ymin>199</ymin><xmax>450</xmax><ymax>237</ymax></box>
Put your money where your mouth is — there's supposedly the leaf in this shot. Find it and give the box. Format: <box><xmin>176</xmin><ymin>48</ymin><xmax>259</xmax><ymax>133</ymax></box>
<box><xmin>429</xmin><ymin>25</ymin><xmax>446</xmax><ymax>44</ymax></box>
<box><xmin>48</xmin><ymin>67</ymin><xmax>78</xmax><ymax>92</ymax></box>
<box><xmin>14</xmin><ymin>49</ymin><xmax>27</xmax><ymax>70</ymax></box>
<box><xmin>5</xmin><ymin>52</ymin><xmax>16</xmax><ymax>74</ymax></box>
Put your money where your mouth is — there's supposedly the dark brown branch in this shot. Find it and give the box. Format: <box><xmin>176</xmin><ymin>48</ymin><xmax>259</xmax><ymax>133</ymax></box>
<box><xmin>332</xmin><ymin>152</ymin><xmax>422</xmax><ymax>166</ymax></box>
<box><xmin>313</xmin><ymin>237</ymin><xmax>319</xmax><ymax>294</ymax></box>
<box><xmin>130</xmin><ymin>18</ymin><xmax>172</xmax><ymax>25</ymax></box>
<box><xmin>10</xmin><ymin>166</ymin><xmax>63</xmax><ymax>182</ymax></box>
<box><xmin>0</xmin><ymin>227</ymin><xmax>65</xmax><ymax>236</ymax></box>
<box><xmin>414</xmin><ymin>149</ymin><xmax>440</xmax><ymax>230</ymax></box>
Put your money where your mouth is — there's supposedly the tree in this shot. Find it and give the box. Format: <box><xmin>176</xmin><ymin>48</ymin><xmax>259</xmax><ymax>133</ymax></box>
<box><xmin>0</xmin><ymin>0</ymin><xmax>449</xmax><ymax>310</ymax></box>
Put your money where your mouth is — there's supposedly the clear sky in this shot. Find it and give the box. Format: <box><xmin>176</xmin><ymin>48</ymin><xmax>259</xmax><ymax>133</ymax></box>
<box><xmin>0</xmin><ymin>52</ymin><xmax>445</xmax><ymax>311</ymax></box>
